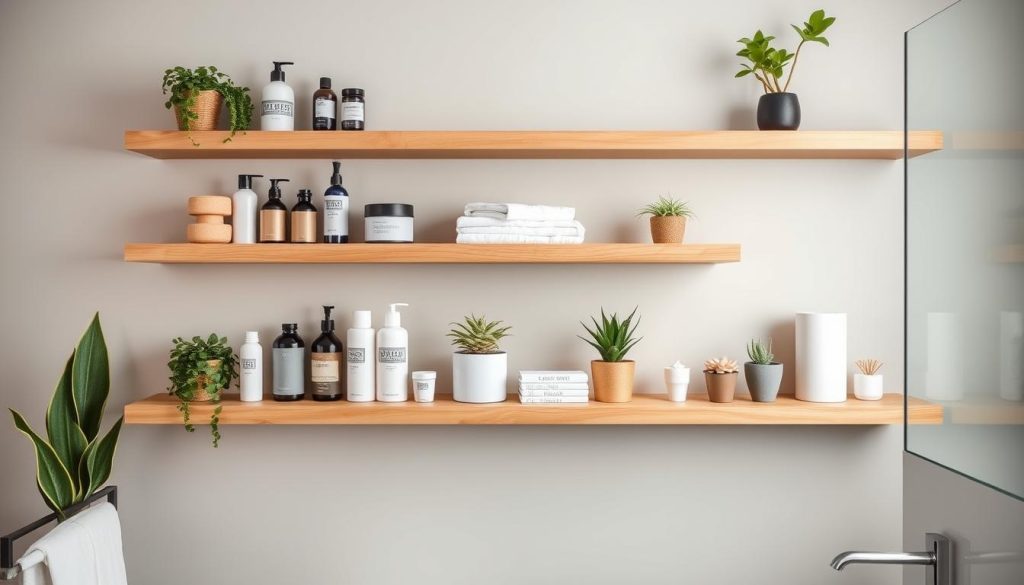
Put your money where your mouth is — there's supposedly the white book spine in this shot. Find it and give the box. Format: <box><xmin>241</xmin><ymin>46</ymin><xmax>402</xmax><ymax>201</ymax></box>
<box><xmin>518</xmin><ymin>371</ymin><xmax>589</xmax><ymax>383</ymax></box>
<box><xmin>519</xmin><ymin>382</ymin><xmax>590</xmax><ymax>391</ymax></box>
<box><xmin>518</xmin><ymin>395</ymin><xmax>589</xmax><ymax>404</ymax></box>
<box><xmin>518</xmin><ymin>388</ymin><xmax>590</xmax><ymax>397</ymax></box>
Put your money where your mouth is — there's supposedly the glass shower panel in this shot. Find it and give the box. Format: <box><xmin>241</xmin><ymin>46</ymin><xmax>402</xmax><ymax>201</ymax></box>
<box><xmin>906</xmin><ymin>0</ymin><xmax>1024</xmax><ymax>499</ymax></box>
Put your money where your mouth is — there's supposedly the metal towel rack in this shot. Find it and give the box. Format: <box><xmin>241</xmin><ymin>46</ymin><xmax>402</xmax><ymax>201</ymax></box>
<box><xmin>0</xmin><ymin>485</ymin><xmax>118</xmax><ymax>580</ymax></box>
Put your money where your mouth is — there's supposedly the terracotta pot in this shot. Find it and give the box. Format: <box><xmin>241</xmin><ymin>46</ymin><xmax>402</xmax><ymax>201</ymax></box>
<box><xmin>649</xmin><ymin>216</ymin><xmax>686</xmax><ymax>244</ymax></box>
<box><xmin>591</xmin><ymin>360</ymin><xmax>635</xmax><ymax>403</ymax></box>
<box><xmin>191</xmin><ymin>359</ymin><xmax>223</xmax><ymax>402</ymax></box>
<box><xmin>174</xmin><ymin>90</ymin><xmax>223</xmax><ymax>131</ymax></box>
<box><xmin>704</xmin><ymin>371</ymin><xmax>738</xmax><ymax>403</ymax></box>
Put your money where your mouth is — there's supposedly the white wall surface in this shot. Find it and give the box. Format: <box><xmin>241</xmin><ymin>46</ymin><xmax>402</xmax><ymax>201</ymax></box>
<box><xmin>0</xmin><ymin>1</ymin><xmax>948</xmax><ymax>583</ymax></box>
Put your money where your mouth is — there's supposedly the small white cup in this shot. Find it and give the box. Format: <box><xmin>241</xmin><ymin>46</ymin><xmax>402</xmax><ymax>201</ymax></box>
<box><xmin>665</xmin><ymin>363</ymin><xmax>691</xmax><ymax>402</ymax></box>
<box><xmin>412</xmin><ymin>371</ymin><xmax>437</xmax><ymax>403</ymax></box>
<box><xmin>853</xmin><ymin>374</ymin><xmax>883</xmax><ymax>400</ymax></box>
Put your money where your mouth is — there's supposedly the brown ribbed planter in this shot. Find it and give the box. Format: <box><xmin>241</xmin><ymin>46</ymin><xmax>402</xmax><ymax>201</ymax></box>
<box><xmin>174</xmin><ymin>90</ymin><xmax>223</xmax><ymax>131</ymax></box>
<box><xmin>591</xmin><ymin>360</ymin><xmax>635</xmax><ymax>402</ymax></box>
<box><xmin>649</xmin><ymin>216</ymin><xmax>686</xmax><ymax>243</ymax></box>
<box><xmin>704</xmin><ymin>371</ymin><xmax>737</xmax><ymax>403</ymax></box>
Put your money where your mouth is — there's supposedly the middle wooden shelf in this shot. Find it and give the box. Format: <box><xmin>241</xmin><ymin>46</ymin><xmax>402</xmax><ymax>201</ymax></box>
<box><xmin>123</xmin><ymin>243</ymin><xmax>742</xmax><ymax>264</ymax></box>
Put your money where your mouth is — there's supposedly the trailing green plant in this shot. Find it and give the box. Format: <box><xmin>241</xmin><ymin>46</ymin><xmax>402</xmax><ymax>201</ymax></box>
<box><xmin>636</xmin><ymin>196</ymin><xmax>695</xmax><ymax>218</ymax></box>
<box><xmin>746</xmin><ymin>337</ymin><xmax>775</xmax><ymax>365</ymax></box>
<box><xmin>9</xmin><ymin>314</ymin><xmax>123</xmax><ymax>518</ymax></box>
<box><xmin>167</xmin><ymin>334</ymin><xmax>238</xmax><ymax>447</ymax></box>
<box><xmin>161</xmin><ymin>65</ymin><xmax>252</xmax><ymax>144</ymax></box>
<box><xmin>579</xmin><ymin>308</ymin><xmax>642</xmax><ymax>362</ymax></box>
<box><xmin>735</xmin><ymin>9</ymin><xmax>836</xmax><ymax>94</ymax></box>
<box><xmin>447</xmin><ymin>315</ymin><xmax>511</xmax><ymax>354</ymax></box>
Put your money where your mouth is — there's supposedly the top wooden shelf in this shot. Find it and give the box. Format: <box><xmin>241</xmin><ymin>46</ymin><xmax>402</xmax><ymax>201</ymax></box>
<box><xmin>123</xmin><ymin>130</ymin><xmax>943</xmax><ymax>160</ymax></box>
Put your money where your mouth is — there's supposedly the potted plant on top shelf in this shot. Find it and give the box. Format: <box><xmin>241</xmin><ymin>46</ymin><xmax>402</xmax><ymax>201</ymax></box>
<box><xmin>167</xmin><ymin>334</ymin><xmax>238</xmax><ymax>447</ymax></box>
<box><xmin>162</xmin><ymin>65</ymin><xmax>253</xmax><ymax>145</ymax></box>
<box><xmin>579</xmin><ymin>308</ymin><xmax>642</xmax><ymax>402</ymax></box>
<box><xmin>744</xmin><ymin>338</ymin><xmax>783</xmax><ymax>402</ymax></box>
<box><xmin>637</xmin><ymin>196</ymin><xmax>695</xmax><ymax>244</ymax></box>
<box><xmin>735</xmin><ymin>9</ymin><xmax>836</xmax><ymax>130</ymax></box>
<box><xmin>448</xmin><ymin>315</ymin><xmax>512</xmax><ymax>403</ymax></box>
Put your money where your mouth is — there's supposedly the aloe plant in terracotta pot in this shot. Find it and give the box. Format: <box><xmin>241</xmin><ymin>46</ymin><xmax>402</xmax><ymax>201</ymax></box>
<box><xmin>579</xmin><ymin>308</ymin><xmax>642</xmax><ymax>402</ymax></box>
<box><xmin>704</xmin><ymin>357</ymin><xmax>739</xmax><ymax>403</ymax></box>
<box><xmin>637</xmin><ymin>196</ymin><xmax>694</xmax><ymax>244</ymax></box>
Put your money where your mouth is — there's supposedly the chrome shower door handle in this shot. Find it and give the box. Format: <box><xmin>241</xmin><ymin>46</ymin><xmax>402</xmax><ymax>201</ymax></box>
<box><xmin>831</xmin><ymin>533</ymin><xmax>952</xmax><ymax>585</ymax></box>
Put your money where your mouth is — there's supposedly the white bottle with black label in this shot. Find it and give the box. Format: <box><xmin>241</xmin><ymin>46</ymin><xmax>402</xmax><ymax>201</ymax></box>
<box><xmin>261</xmin><ymin>61</ymin><xmax>295</xmax><ymax>131</ymax></box>
<box><xmin>323</xmin><ymin>161</ymin><xmax>349</xmax><ymax>243</ymax></box>
<box><xmin>347</xmin><ymin>310</ymin><xmax>375</xmax><ymax>402</ymax></box>
<box><xmin>239</xmin><ymin>331</ymin><xmax>263</xmax><ymax>402</ymax></box>
<box><xmin>376</xmin><ymin>303</ymin><xmax>409</xmax><ymax>402</ymax></box>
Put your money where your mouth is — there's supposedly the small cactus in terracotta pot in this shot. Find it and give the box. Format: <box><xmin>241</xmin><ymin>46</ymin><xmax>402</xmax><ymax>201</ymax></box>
<box><xmin>637</xmin><ymin>196</ymin><xmax>694</xmax><ymax>244</ymax></box>
<box><xmin>704</xmin><ymin>357</ymin><xmax>739</xmax><ymax>403</ymax></box>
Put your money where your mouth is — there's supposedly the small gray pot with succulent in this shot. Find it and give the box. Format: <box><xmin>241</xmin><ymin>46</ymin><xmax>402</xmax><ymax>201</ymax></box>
<box><xmin>744</xmin><ymin>338</ymin><xmax>783</xmax><ymax>402</ymax></box>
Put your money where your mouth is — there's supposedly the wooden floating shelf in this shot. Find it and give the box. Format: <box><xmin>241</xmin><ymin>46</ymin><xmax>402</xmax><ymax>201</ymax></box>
<box><xmin>123</xmin><ymin>243</ymin><xmax>741</xmax><ymax>264</ymax></box>
<box><xmin>124</xmin><ymin>393</ymin><xmax>941</xmax><ymax>426</ymax></box>
<box><xmin>124</xmin><ymin>130</ymin><xmax>943</xmax><ymax>160</ymax></box>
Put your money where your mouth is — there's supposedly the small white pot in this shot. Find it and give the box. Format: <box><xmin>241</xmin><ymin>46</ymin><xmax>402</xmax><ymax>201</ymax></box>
<box><xmin>664</xmin><ymin>365</ymin><xmax>690</xmax><ymax>402</ymax></box>
<box><xmin>452</xmin><ymin>352</ymin><xmax>508</xmax><ymax>403</ymax></box>
<box><xmin>412</xmin><ymin>371</ymin><xmax>437</xmax><ymax>403</ymax></box>
<box><xmin>853</xmin><ymin>374</ymin><xmax>884</xmax><ymax>400</ymax></box>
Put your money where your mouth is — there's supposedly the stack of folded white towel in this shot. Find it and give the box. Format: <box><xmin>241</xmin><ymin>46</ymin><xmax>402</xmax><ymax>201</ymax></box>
<box><xmin>456</xmin><ymin>203</ymin><xmax>586</xmax><ymax>244</ymax></box>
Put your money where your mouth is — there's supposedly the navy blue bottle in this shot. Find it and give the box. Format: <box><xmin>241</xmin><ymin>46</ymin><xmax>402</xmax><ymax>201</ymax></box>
<box><xmin>323</xmin><ymin>161</ymin><xmax>349</xmax><ymax>243</ymax></box>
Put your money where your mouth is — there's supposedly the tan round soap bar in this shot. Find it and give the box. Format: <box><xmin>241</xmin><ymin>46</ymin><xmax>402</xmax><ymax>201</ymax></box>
<box><xmin>187</xmin><ymin>223</ymin><xmax>232</xmax><ymax>243</ymax></box>
<box><xmin>188</xmin><ymin>196</ymin><xmax>232</xmax><ymax>217</ymax></box>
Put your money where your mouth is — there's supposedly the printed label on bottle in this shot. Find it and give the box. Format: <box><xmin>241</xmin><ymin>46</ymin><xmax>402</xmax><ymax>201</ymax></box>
<box><xmin>242</xmin><ymin>358</ymin><xmax>257</xmax><ymax>371</ymax></box>
<box><xmin>291</xmin><ymin>211</ymin><xmax>316</xmax><ymax>243</ymax></box>
<box><xmin>341</xmin><ymin>102</ymin><xmax>364</xmax><ymax>122</ymax></box>
<box><xmin>311</xmin><ymin>352</ymin><xmax>342</xmax><ymax>396</ymax></box>
<box><xmin>314</xmin><ymin>98</ymin><xmax>336</xmax><ymax>119</ymax></box>
<box><xmin>348</xmin><ymin>348</ymin><xmax>365</xmax><ymax>364</ymax></box>
<box><xmin>262</xmin><ymin>100</ymin><xmax>294</xmax><ymax>118</ymax></box>
<box><xmin>272</xmin><ymin>347</ymin><xmax>305</xmax><ymax>396</ymax></box>
<box><xmin>324</xmin><ymin>196</ymin><xmax>350</xmax><ymax>237</ymax></box>
<box><xmin>260</xmin><ymin>210</ymin><xmax>286</xmax><ymax>242</ymax></box>
<box><xmin>378</xmin><ymin>347</ymin><xmax>407</xmax><ymax>364</ymax></box>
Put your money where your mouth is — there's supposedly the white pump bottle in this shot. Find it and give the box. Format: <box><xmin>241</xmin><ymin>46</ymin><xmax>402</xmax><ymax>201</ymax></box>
<box><xmin>261</xmin><ymin>61</ymin><xmax>295</xmax><ymax>131</ymax></box>
<box><xmin>376</xmin><ymin>303</ymin><xmax>409</xmax><ymax>402</ymax></box>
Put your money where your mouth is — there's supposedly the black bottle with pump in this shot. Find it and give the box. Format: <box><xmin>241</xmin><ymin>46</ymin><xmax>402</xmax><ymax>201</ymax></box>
<box><xmin>260</xmin><ymin>178</ymin><xmax>290</xmax><ymax>243</ymax></box>
<box><xmin>311</xmin><ymin>305</ymin><xmax>344</xmax><ymax>401</ymax></box>
<box><xmin>272</xmin><ymin>324</ymin><xmax>305</xmax><ymax>401</ymax></box>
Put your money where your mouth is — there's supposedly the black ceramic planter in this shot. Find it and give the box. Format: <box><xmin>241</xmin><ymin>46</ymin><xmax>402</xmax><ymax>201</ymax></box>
<box><xmin>757</xmin><ymin>93</ymin><xmax>801</xmax><ymax>131</ymax></box>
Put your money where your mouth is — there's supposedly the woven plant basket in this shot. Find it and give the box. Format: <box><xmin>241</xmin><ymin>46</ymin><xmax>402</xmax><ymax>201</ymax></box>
<box><xmin>649</xmin><ymin>216</ymin><xmax>686</xmax><ymax>244</ymax></box>
<box><xmin>174</xmin><ymin>90</ymin><xmax>223</xmax><ymax>131</ymax></box>
<box><xmin>190</xmin><ymin>359</ymin><xmax>222</xmax><ymax>402</ymax></box>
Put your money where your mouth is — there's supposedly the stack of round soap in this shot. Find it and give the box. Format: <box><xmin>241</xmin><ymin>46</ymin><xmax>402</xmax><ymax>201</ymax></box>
<box><xmin>187</xmin><ymin>196</ymin><xmax>232</xmax><ymax>243</ymax></box>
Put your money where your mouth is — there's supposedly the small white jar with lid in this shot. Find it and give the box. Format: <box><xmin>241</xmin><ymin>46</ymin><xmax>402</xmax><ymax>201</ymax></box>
<box><xmin>365</xmin><ymin>203</ymin><xmax>414</xmax><ymax>243</ymax></box>
<box><xmin>412</xmin><ymin>371</ymin><xmax>436</xmax><ymax>403</ymax></box>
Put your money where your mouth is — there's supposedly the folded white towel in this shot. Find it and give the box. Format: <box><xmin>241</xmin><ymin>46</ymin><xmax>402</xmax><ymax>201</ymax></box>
<box><xmin>456</xmin><ymin>216</ymin><xmax>580</xmax><ymax>229</ymax></box>
<box><xmin>456</xmin><ymin>233</ymin><xmax>585</xmax><ymax>244</ymax></box>
<box><xmin>20</xmin><ymin>503</ymin><xmax>128</xmax><ymax>585</ymax></box>
<box><xmin>457</xmin><ymin>220</ymin><xmax>586</xmax><ymax>238</ymax></box>
<box><xmin>464</xmin><ymin>203</ymin><xmax>575</xmax><ymax>222</ymax></box>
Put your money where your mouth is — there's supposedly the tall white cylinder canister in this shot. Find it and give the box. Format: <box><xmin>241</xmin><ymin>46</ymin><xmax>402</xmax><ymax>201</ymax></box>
<box><xmin>795</xmin><ymin>312</ymin><xmax>848</xmax><ymax>403</ymax></box>
<box><xmin>925</xmin><ymin>312</ymin><xmax>964</xmax><ymax>401</ymax></box>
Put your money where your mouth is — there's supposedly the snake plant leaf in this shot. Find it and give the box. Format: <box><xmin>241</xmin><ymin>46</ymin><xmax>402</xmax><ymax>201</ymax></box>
<box><xmin>46</xmin><ymin>353</ymin><xmax>88</xmax><ymax>498</ymax></box>
<box><xmin>71</xmin><ymin>313</ymin><xmax>109</xmax><ymax>441</ymax></box>
<box><xmin>82</xmin><ymin>417</ymin><xmax>123</xmax><ymax>498</ymax></box>
<box><xmin>11</xmin><ymin>409</ymin><xmax>75</xmax><ymax>513</ymax></box>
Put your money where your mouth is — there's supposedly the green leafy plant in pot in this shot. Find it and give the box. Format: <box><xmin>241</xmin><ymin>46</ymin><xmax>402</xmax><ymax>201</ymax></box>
<box><xmin>735</xmin><ymin>9</ymin><xmax>836</xmax><ymax>130</ymax></box>
<box><xmin>579</xmin><ymin>308</ymin><xmax>642</xmax><ymax>403</ymax></box>
<box><xmin>167</xmin><ymin>334</ymin><xmax>237</xmax><ymax>447</ymax></box>
<box><xmin>448</xmin><ymin>315</ymin><xmax>511</xmax><ymax>404</ymax></box>
<box><xmin>162</xmin><ymin>66</ymin><xmax>253</xmax><ymax>145</ymax></box>
<box><xmin>637</xmin><ymin>196</ymin><xmax>694</xmax><ymax>244</ymax></box>
<box><xmin>9</xmin><ymin>313</ymin><xmax>123</xmax><ymax>518</ymax></box>
<box><xmin>744</xmin><ymin>338</ymin><xmax>783</xmax><ymax>402</ymax></box>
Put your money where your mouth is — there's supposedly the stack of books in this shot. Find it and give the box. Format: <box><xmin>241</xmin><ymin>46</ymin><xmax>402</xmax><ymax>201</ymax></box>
<box><xmin>518</xmin><ymin>370</ymin><xmax>590</xmax><ymax>404</ymax></box>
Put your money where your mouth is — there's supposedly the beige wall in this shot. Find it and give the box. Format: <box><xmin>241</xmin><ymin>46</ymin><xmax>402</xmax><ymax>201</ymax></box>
<box><xmin>0</xmin><ymin>1</ymin><xmax>947</xmax><ymax>583</ymax></box>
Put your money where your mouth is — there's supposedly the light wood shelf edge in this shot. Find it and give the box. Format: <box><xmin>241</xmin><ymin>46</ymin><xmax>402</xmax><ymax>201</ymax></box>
<box><xmin>123</xmin><ymin>393</ymin><xmax>942</xmax><ymax>425</ymax></box>
<box><xmin>123</xmin><ymin>243</ymin><xmax>742</xmax><ymax>264</ymax></box>
<box><xmin>123</xmin><ymin>130</ymin><xmax>944</xmax><ymax>160</ymax></box>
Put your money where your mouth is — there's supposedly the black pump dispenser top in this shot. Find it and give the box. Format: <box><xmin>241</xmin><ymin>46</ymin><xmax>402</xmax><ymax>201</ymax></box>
<box><xmin>321</xmin><ymin>305</ymin><xmax>335</xmax><ymax>332</ymax></box>
<box><xmin>268</xmin><ymin>178</ymin><xmax>290</xmax><ymax>198</ymax></box>
<box><xmin>270</xmin><ymin>61</ymin><xmax>294</xmax><ymax>82</ymax></box>
<box><xmin>238</xmin><ymin>174</ymin><xmax>263</xmax><ymax>189</ymax></box>
<box><xmin>297</xmin><ymin>189</ymin><xmax>313</xmax><ymax>201</ymax></box>
<box><xmin>330</xmin><ymin>161</ymin><xmax>342</xmax><ymax>186</ymax></box>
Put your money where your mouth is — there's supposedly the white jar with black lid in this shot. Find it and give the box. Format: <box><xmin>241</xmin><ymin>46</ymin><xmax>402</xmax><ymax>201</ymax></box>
<box><xmin>364</xmin><ymin>204</ymin><xmax>414</xmax><ymax>243</ymax></box>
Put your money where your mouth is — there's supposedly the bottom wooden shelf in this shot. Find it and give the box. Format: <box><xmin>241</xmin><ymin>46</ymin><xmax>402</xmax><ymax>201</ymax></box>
<box><xmin>124</xmin><ymin>393</ymin><xmax>941</xmax><ymax>426</ymax></box>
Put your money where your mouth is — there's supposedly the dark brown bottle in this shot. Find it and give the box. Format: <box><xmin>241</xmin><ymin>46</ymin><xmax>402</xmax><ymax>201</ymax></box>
<box><xmin>311</xmin><ymin>305</ymin><xmax>344</xmax><ymax>401</ymax></box>
<box><xmin>313</xmin><ymin>77</ymin><xmax>337</xmax><ymax>131</ymax></box>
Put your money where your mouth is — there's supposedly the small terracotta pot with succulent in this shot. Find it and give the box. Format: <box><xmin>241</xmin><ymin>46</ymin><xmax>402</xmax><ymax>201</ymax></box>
<box><xmin>637</xmin><ymin>196</ymin><xmax>695</xmax><ymax>244</ymax></box>
<box><xmin>704</xmin><ymin>357</ymin><xmax>740</xmax><ymax>403</ymax></box>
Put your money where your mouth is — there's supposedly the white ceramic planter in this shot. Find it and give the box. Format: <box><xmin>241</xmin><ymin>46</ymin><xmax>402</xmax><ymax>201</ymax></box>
<box><xmin>664</xmin><ymin>364</ymin><xmax>690</xmax><ymax>402</ymax></box>
<box><xmin>795</xmin><ymin>312</ymin><xmax>847</xmax><ymax>403</ymax></box>
<box><xmin>853</xmin><ymin>374</ymin><xmax>884</xmax><ymax>400</ymax></box>
<box><xmin>452</xmin><ymin>352</ymin><xmax>508</xmax><ymax>403</ymax></box>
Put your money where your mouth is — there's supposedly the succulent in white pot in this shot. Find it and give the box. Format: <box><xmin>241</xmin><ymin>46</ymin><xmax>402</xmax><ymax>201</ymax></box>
<box><xmin>854</xmin><ymin>359</ymin><xmax>884</xmax><ymax>400</ymax></box>
<box><xmin>448</xmin><ymin>315</ymin><xmax>511</xmax><ymax>404</ymax></box>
